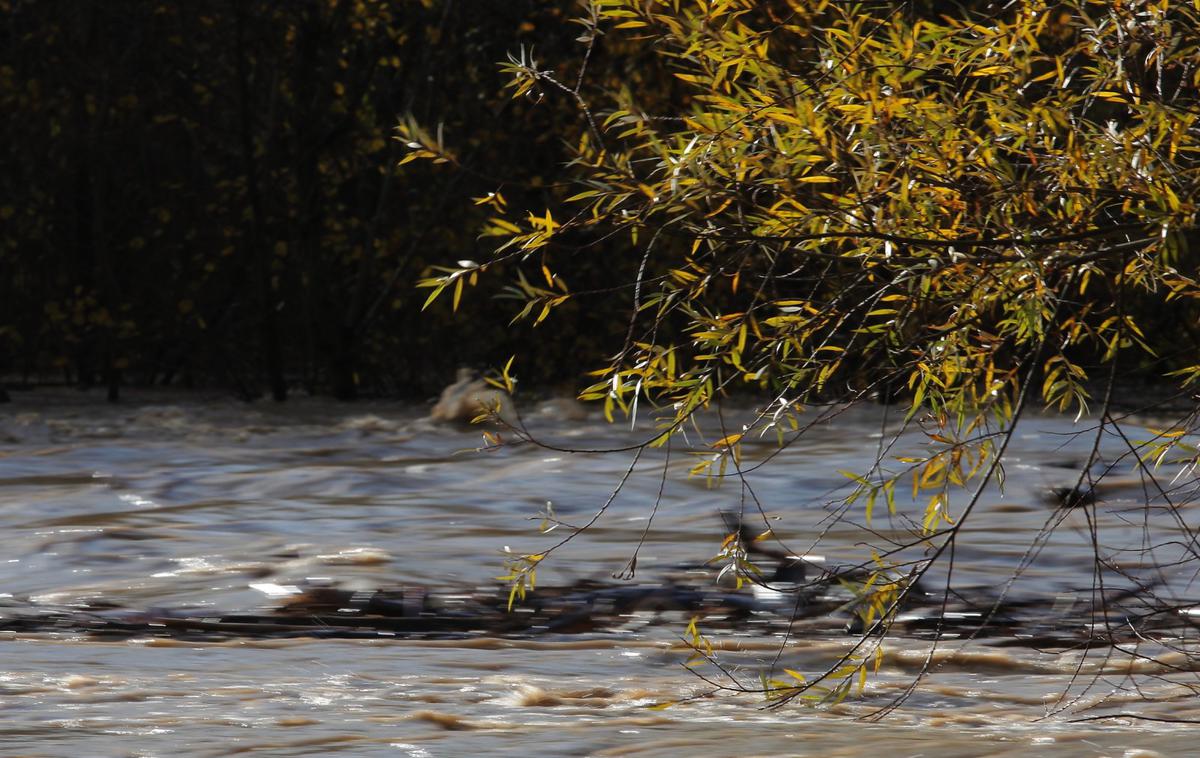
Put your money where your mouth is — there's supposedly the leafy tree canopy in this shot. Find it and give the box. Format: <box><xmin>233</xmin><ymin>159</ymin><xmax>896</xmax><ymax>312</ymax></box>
<box><xmin>405</xmin><ymin>0</ymin><xmax>1200</xmax><ymax>707</ymax></box>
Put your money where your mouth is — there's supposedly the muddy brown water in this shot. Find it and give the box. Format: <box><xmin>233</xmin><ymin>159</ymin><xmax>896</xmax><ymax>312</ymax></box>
<box><xmin>1</xmin><ymin>390</ymin><xmax>1198</xmax><ymax>756</ymax></box>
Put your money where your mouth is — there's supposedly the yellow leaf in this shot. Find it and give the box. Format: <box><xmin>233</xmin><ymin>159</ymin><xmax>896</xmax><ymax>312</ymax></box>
<box><xmin>711</xmin><ymin>432</ymin><xmax>743</xmax><ymax>449</ymax></box>
<box><xmin>784</xmin><ymin>668</ymin><xmax>807</xmax><ymax>682</ymax></box>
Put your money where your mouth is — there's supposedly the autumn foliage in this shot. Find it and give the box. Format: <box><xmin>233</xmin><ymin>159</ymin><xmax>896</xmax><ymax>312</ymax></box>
<box><xmin>407</xmin><ymin>0</ymin><xmax>1200</xmax><ymax>705</ymax></box>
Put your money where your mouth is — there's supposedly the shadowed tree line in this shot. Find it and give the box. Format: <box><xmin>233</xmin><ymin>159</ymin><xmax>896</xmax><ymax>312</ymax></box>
<box><xmin>0</xmin><ymin>0</ymin><xmax>638</xmax><ymax>402</ymax></box>
<box><xmin>3</xmin><ymin>0</ymin><xmax>1198</xmax><ymax>409</ymax></box>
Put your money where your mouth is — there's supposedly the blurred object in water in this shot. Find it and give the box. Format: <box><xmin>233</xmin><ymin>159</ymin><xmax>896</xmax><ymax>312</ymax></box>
<box><xmin>430</xmin><ymin>368</ymin><xmax>510</xmax><ymax>423</ymax></box>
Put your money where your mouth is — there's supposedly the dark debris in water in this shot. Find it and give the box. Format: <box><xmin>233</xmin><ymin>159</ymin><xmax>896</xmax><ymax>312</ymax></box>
<box><xmin>0</xmin><ymin>574</ymin><xmax>1193</xmax><ymax>650</ymax></box>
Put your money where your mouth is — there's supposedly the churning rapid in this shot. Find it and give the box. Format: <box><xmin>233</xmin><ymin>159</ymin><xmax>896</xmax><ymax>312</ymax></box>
<box><xmin>0</xmin><ymin>390</ymin><xmax>1197</xmax><ymax>756</ymax></box>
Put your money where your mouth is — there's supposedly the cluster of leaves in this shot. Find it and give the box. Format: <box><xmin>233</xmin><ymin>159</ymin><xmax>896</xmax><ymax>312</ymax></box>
<box><xmin>408</xmin><ymin>0</ymin><xmax>1200</xmax><ymax>708</ymax></box>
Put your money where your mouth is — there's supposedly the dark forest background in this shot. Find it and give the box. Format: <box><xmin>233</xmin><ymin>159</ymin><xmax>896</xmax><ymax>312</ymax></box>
<box><xmin>0</xmin><ymin>0</ymin><xmax>634</xmax><ymax>402</ymax></box>
<box><xmin>5</xmin><ymin>0</ymin><xmax>1197</xmax><ymax>406</ymax></box>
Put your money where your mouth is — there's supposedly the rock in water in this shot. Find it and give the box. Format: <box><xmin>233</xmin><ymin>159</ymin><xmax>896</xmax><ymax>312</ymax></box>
<box><xmin>430</xmin><ymin>368</ymin><xmax>510</xmax><ymax>423</ymax></box>
<box><xmin>1045</xmin><ymin>485</ymin><xmax>1096</xmax><ymax>508</ymax></box>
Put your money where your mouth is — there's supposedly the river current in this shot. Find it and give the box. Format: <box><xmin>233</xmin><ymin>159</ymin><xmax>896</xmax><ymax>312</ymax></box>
<box><xmin>0</xmin><ymin>389</ymin><xmax>1197</xmax><ymax>756</ymax></box>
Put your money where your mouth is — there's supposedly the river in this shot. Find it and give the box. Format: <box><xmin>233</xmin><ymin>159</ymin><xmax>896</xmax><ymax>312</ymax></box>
<box><xmin>0</xmin><ymin>389</ymin><xmax>1197</xmax><ymax>756</ymax></box>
